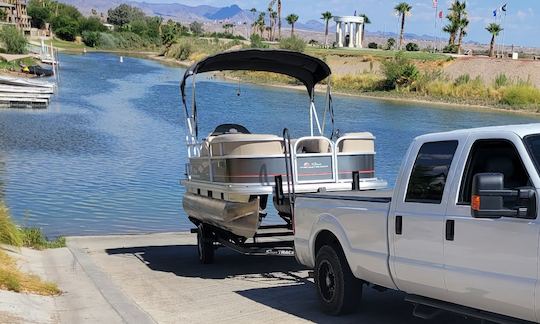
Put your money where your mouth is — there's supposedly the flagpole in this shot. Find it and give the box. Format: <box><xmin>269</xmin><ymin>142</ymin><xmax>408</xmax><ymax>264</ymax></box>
<box><xmin>433</xmin><ymin>0</ymin><xmax>438</xmax><ymax>52</ymax></box>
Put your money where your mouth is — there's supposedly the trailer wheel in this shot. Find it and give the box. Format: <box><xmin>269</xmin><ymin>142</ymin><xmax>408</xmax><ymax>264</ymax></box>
<box><xmin>197</xmin><ymin>224</ymin><xmax>214</xmax><ymax>264</ymax></box>
<box><xmin>314</xmin><ymin>245</ymin><xmax>362</xmax><ymax>315</ymax></box>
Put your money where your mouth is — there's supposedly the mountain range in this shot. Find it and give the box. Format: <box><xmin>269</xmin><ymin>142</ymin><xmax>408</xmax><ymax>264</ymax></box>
<box><xmin>59</xmin><ymin>0</ymin><xmax>327</xmax><ymax>31</ymax></box>
<box><xmin>58</xmin><ymin>0</ymin><xmax>458</xmax><ymax>43</ymax></box>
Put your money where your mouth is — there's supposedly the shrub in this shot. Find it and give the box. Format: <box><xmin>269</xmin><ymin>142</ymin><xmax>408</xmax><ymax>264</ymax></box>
<box><xmin>501</xmin><ymin>84</ymin><xmax>540</xmax><ymax>106</ymax></box>
<box><xmin>405</xmin><ymin>42</ymin><xmax>419</xmax><ymax>52</ymax></box>
<box><xmin>331</xmin><ymin>74</ymin><xmax>385</xmax><ymax>92</ymax></box>
<box><xmin>167</xmin><ymin>39</ymin><xmax>193</xmax><ymax>60</ymax></box>
<box><xmin>52</xmin><ymin>16</ymin><xmax>80</xmax><ymax>41</ymax></box>
<box><xmin>278</xmin><ymin>36</ymin><xmax>306</xmax><ymax>53</ymax></box>
<box><xmin>97</xmin><ymin>32</ymin><xmax>118</xmax><ymax>49</ymax></box>
<box><xmin>454</xmin><ymin>74</ymin><xmax>471</xmax><ymax>86</ymax></box>
<box><xmin>368</xmin><ymin>42</ymin><xmax>378</xmax><ymax>49</ymax></box>
<box><xmin>82</xmin><ymin>31</ymin><xmax>100</xmax><ymax>47</ymax></box>
<box><xmin>0</xmin><ymin>202</ymin><xmax>22</xmax><ymax>247</ymax></box>
<box><xmin>0</xmin><ymin>26</ymin><xmax>27</xmax><ymax>54</ymax></box>
<box><xmin>381</xmin><ymin>52</ymin><xmax>420</xmax><ymax>89</ymax></box>
<box><xmin>385</xmin><ymin>38</ymin><xmax>396</xmax><ymax>50</ymax></box>
<box><xmin>443</xmin><ymin>44</ymin><xmax>458</xmax><ymax>54</ymax></box>
<box><xmin>28</xmin><ymin>5</ymin><xmax>51</xmax><ymax>29</ymax></box>
<box><xmin>78</xmin><ymin>16</ymin><xmax>107</xmax><ymax>33</ymax></box>
<box><xmin>494</xmin><ymin>73</ymin><xmax>509</xmax><ymax>88</ymax></box>
<box><xmin>189</xmin><ymin>21</ymin><xmax>204</xmax><ymax>36</ymax></box>
<box><xmin>249</xmin><ymin>33</ymin><xmax>268</xmax><ymax>48</ymax></box>
<box><xmin>20</xmin><ymin>228</ymin><xmax>66</xmax><ymax>250</ymax></box>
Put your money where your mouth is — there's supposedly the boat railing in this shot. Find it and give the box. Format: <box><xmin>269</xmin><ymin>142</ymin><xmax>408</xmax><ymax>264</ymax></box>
<box><xmin>186</xmin><ymin>133</ymin><xmax>377</xmax><ymax>188</ymax></box>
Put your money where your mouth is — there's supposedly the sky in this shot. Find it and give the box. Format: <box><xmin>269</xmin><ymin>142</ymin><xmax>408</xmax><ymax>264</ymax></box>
<box><xmin>134</xmin><ymin>0</ymin><xmax>539</xmax><ymax>48</ymax></box>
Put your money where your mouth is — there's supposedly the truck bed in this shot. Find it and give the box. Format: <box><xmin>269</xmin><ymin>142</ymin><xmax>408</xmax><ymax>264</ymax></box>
<box><xmin>297</xmin><ymin>189</ymin><xmax>393</xmax><ymax>203</ymax></box>
<box><xmin>294</xmin><ymin>188</ymin><xmax>396</xmax><ymax>289</ymax></box>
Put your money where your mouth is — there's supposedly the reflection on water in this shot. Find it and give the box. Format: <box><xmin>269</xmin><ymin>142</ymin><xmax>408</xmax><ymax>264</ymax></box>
<box><xmin>0</xmin><ymin>52</ymin><xmax>538</xmax><ymax>237</ymax></box>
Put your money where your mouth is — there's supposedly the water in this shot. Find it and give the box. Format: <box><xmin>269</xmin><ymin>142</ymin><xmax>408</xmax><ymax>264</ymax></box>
<box><xmin>0</xmin><ymin>52</ymin><xmax>537</xmax><ymax>237</ymax></box>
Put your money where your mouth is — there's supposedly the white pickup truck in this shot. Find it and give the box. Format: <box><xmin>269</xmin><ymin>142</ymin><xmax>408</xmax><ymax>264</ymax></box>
<box><xmin>294</xmin><ymin>124</ymin><xmax>540</xmax><ymax>323</ymax></box>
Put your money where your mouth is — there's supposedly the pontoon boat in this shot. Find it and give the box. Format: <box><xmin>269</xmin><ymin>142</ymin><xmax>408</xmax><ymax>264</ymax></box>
<box><xmin>180</xmin><ymin>49</ymin><xmax>387</xmax><ymax>262</ymax></box>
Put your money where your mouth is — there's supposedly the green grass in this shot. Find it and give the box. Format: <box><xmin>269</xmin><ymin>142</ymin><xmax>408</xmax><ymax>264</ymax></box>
<box><xmin>501</xmin><ymin>84</ymin><xmax>540</xmax><ymax>107</ymax></box>
<box><xmin>0</xmin><ymin>202</ymin><xmax>62</xmax><ymax>295</ymax></box>
<box><xmin>0</xmin><ymin>203</ymin><xmax>23</xmax><ymax>247</ymax></box>
<box><xmin>306</xmin><ymin>47</ymin><xmax>450</xmax><ymax>61</ymax></box>
<box><xmin>0</xmin><ymin>57</ymin><xmax>38</xmax><ymax>72</ymax></box>
<box><xmin>49</xmin><ymin>38</ymin><xmax>86</xmax><ymax>51</ymax></box>
<box><xmin>0</xmin><ymin>201</ymin><xmax>66</xmax><ymax>250</ymax></box>
<box><xmin>0</xmin><ymin>250</ymin><xmax>61</xmax><ymax>295</ymax></box>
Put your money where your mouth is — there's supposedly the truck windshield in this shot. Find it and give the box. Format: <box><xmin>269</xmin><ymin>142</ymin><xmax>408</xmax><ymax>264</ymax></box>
<box><xmin>525</xmin><ymin>135</ymin><xmax>540</xmax><ymax>174</ymax></box>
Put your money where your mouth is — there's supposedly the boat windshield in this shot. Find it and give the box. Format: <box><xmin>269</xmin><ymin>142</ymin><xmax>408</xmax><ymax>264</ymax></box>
<box><xmin>524</xmin><ymin>134</ymin><xmax>540</xmax><ymax>175</ymax></box>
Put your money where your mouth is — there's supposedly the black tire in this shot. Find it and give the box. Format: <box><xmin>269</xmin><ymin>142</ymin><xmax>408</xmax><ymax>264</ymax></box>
<box><xmin>197</xmin><ymin>224</ymin><xmax>214</xmax><ymax>264</ymax></box>
<box><xmin>314</xmin><ymin>245</ymin><xmax>363</xmax><ymax>315</ymax></box>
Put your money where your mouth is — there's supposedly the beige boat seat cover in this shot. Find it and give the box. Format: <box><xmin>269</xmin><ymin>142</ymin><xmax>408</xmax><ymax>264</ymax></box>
<box><xmin>210</xmin><ymin>134</ymin><xmax>284</xmax><ymax>156</ymax></box>
<box><xmin>296</xmin><ymin>138</ymin><xmax>331</xmax><ymax>154</ymax></box>
<box><xmin>338</xmin><ymin>132</ymin><xmax>375</xmax><ymax>153</ymax></box>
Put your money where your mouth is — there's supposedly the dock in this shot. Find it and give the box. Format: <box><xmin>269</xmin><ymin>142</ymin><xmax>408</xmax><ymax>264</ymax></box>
<box><xmin>0</xmin><ymin>76</ymin><xmax>55</xmax><ymax>109</ymax></box>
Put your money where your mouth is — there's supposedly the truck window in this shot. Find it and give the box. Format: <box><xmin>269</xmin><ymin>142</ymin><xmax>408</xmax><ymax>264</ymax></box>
<box><xmin>405</xmin><ymin>141</ymin><xmax>459</xmax><ymax>204</ymax></box>
<box><xmin>459</xmin><ymin>139</ymin><xmax>530</xmax><ymax>204</ymax></box>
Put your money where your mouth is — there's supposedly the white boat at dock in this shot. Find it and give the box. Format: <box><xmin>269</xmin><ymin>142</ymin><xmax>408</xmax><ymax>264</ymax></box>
<box><xmin>0</xmin><ymin>75</ymin><xmax>56</xmax><ymax>108</ymax></box>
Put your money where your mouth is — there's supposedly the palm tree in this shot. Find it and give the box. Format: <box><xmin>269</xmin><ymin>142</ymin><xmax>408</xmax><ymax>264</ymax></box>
<box><xmin>286</xmin><ymin>14</ymin><xmax>299</xmax><ymax>37</ymax></box>
<box><xmin>358</xmin><ymin>14</ymin><xmax>371</xmax><ymax>47</ymax></box>
<box><xmin>443</xmin><ymin>23</ymin><xmax>459</xmax><ymax>46</ymax></box>
<box><xmin>256</xmin><ymin>12</ymin><xmax>266</xmax><ymax>37</ymax></box>
<box><xmin>267</xmin><ymin>7</ymin><xmax>274</xmax><ymax>40</ymax></box>
<box><xmin>394</xmin><ymin>2</ymin><xmax>412</xmax><ymax>50</ymax></box>
<box><xmin>250</xmin><ymin>8</ymin><xmax>257</xmax><ymax>34</ymax></box>
<box><xmin>486</xmin><ymin>23</ymin><xmax>503</xmax><ymax>57</ymax></box>
<box><xmin>270</xmin><ymin>10</ymin><xmax>278</xmax><ymax>40</ymax></box>
<box><xmin>321</xmin><ymin>11</ymin><xmax>332</xmax><ymax>48</ymax></box>
<box><xmin>277</xmin><ymin>0</ymin><xmax>282</xmax><ymax>39</ymax></box>
<box><xmin>456</xmin><ymin>17</ymin><xmax>469</xmax><ymax>54</ymax></box>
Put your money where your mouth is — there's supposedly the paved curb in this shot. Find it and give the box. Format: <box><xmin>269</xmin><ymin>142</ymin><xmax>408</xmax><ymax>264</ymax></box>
<box><xmin>67</xmin><ymin>243</ymin><xmax>156</xmax><ymax>324</ymax></box>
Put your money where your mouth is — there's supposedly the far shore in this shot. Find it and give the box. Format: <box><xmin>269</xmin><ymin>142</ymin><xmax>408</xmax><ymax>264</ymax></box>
<box><xmin>53</xmin><ymin>47</ymin><xmax>540</xmax><ymax>116</ymax></box>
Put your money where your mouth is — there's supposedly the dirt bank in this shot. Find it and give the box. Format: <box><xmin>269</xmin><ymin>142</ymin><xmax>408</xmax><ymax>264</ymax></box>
<box><xmin>444</xmin><ymin>57</ymin><xmax>540</xmax><ymax>87</ymax></box>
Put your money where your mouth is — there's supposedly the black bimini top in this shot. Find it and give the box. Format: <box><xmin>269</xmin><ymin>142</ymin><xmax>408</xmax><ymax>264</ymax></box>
<box><xmin>180</xmin><ymin>49</ymin><xmax>331</xmax><ymax>98</ymax></box>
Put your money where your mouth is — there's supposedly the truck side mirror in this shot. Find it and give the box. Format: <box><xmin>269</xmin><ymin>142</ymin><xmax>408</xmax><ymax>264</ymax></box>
<box><xmin>471</xmin><ymin>173</ymin><xmax>536</xmax><ymax>219</ymax></box>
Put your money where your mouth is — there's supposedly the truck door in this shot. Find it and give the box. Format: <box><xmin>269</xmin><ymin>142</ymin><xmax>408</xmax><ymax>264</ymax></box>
<box><xmin>444</xmin><ymin>136</ymin><xmax>539</xmax><ymax>322</ymax></box>
<box><xmin>390</xmin><ymin>140</ymin><xmax>460</xmax><ymax>300</ymax></box>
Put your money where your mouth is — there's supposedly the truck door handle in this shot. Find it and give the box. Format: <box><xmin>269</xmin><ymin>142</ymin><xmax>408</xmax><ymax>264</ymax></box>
<box><xmin>446</xmin><ymin>220</ymin><xmax>455</xmax><ymax>241</ymax></box>
<box><xmin>395</xmin><ymin>216</ymin><xmax>402</xmax><ymax>235</ymax></box>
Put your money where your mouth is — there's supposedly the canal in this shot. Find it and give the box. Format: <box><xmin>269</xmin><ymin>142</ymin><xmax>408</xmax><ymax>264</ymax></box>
<box><xmin>0</xmin><ymin>52</ymin><xmax>537</xmax><ymax>237</ymax></box>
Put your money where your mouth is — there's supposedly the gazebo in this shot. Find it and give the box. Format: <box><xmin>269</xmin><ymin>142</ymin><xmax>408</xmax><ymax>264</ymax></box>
<box><xmin>334</xmin><ymin>16</ymin><xmax>365</xmax><ymax>49</ymax></box>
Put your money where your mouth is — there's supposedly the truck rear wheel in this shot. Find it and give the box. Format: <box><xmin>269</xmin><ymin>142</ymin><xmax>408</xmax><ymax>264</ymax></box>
<box><xmin>197</xmin><ymin>224</ymin><xmax>214</xmax><ymax>264</ymax></box>
<box><xmin>314</xmin><ymin>245</ymin><xmax>362</xmax><ymax>315</ymax></box>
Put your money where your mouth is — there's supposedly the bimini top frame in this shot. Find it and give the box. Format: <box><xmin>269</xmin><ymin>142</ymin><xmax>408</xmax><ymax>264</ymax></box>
<box><xmin>180</xmin><ymin>49</ymin><xmax>335</xmax><ymax>157</ymax></box>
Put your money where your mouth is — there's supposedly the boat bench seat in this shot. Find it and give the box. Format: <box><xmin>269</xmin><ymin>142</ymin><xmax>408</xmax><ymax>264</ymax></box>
<box><xmin>210</xmin><ymin>134</ymin><xmax>284</xmax><ymax>156</ymax></box>
<box><xmin>338</xmin><ymin>132</ymin><xmax>375</xmax><ymax>153</ymax></box>
<box><xmin>295</xmin><ymin>138</ymin><xmax>331</xmax><ymax>154</ymax></box>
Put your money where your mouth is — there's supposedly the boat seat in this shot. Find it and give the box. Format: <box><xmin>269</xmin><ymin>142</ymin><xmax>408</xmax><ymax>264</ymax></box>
<box><xmin>210</xmin><ymin>134</ymin><xmax>284</xmax><ymax>156</ymax></box>
<box><xmin>296</xmin><ymin>138</ymin><xmax>331</xmax><ymax>154</ymax></box>
<box><xmin>338</xmin><ymin>132</ymin><xmax>375</xmax><ymax>153</ymax></box>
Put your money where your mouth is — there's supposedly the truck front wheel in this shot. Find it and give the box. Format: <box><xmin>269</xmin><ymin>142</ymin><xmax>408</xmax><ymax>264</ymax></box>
<box><xmin>314</xmin><ymin>245</ymin><xmax>362</xmax><ymax>315</ymax></box>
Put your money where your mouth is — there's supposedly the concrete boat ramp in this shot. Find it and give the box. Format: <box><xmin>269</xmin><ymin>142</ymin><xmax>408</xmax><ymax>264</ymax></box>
<box><xmin>1</xmin><ymin>232</ymin><xmax>475</xmax><ymax>324</ymax></box>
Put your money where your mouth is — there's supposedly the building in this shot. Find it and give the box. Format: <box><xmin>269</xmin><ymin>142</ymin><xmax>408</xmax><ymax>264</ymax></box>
<box><xmin>0</xmin><ymin>0</ymin><xmax>31</xmax><ymax>34</ymax></box>
<box><xmin>334</xmin><ymin>16</ymin><xmax>365</xmax><ymax>49</ymax></box>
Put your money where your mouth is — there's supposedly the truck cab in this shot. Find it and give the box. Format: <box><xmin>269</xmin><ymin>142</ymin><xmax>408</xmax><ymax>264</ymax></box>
<box><xmin>294</xmin><ymin>124</ymin><xmax>540</xmax><ymax>322</ymax></box>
